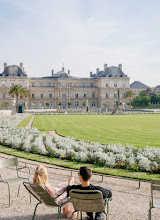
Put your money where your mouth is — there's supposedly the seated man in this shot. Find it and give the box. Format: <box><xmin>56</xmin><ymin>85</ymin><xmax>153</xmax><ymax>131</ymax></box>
<box><xmin>67</xmin><ymin>166</ymin><xmax>112</xmax><ymax>220</ymax></box>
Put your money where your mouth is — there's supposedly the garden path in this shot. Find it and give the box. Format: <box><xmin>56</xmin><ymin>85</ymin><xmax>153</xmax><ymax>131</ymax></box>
<box><xmin>26</xmin><ymin>115</ymin><xmax>35</xmax><ymax>128</ymax></box>
<box><xmin>0</xmin><ymin>153</ymin><xmax>160</xmax><ymax>220</ymax></box>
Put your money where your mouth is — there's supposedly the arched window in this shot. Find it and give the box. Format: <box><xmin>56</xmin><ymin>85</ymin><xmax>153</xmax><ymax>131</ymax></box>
<box><xmin>31</xmin><ymin>102</ymin><xmax>36</xmax><ymax>108</ymax></box>
<box><xmin>40</xmin><ymin>102</ymin><xmax>44</xmax><ymax>108</ymax></box>
<box><xmin>92</xmin><ymin>101</ymin><xmax>96</xmax><ymax>107</ymax></box>
<box><xmin>75</xmin><ymin>101</ymin><xmax>79</xmax><ymax>108</ymax></box>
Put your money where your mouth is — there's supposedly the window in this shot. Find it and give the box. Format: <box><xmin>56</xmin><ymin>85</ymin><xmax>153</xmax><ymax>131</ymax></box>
<box><xmin>82</xmin><ymin>83</ymin><xmax>85</xmax><ymax>87</ymax></box>
<box><xmin>68</xmin><ymin>90</ymin><xmax>69</xmax><ymax>97</ymax></box>
<box><xmin>92</xmin><ymin>101</ymin><xmax>96</xmax><ymax>107</ymax></box>
<box><xmin>40</xmin><ymin>102</ymin><xmax>44</xmax><ymax>107</ymax></box>
<box><xmin>49</xmin><ymin>93</ymin><xmax>52</xmax><ymax>98</ymax></box>
<box><xmin>32</xmin><ymin>83</ymin><xmax>35</xmax><ymax>87</ymax></box>
<box><xmin>122</xmin><ymin>83</ymin><xmax>125</xmax><ymax>88</ymax></box>
<box><xmin>40</xmin><ymin>93</ymin><xmax>43</xmax><ymax>98</ymax></box>
<box><xmin>2</xmin><ymin>81</ymin><xmax>5</xmax><ymax>87</ymax></box>
<box><xmin>48</xmin><ymin>83</ymin><xmax>51</xmax><ymax>87</ymax></box>
<box><xmin>114</xmin><ymin>92</ymin><xmax>117</xmax><ymax>98</ymax></box>
<box><xmin>84</xmin><ymin>92</ymin><xmax>87</xmax><ymax>98</ymax></box>
<box><xmin>40</xmin><ymin>83</ymin><xmax>43</xmax><ymax>87</ymax></box>
<box><xmin>20</xmin><ymin>82</ymin><xmax>23</xmax><ymax>86</ymax></box>
<box><xmin>62</xmin><ymin>93</ymin><xmax>66</xmax><ymax>98</ymax></box>
<box><xmin>90</xmin><ymin>83</ymin><xmax>93</xmax><ymax>87</ymax></box>
<box><xmin>122</xmin><ymin>92</ymin><xmax>125</xmax><ymax>98</ymax></box>
<box><xmin>2</xmin><ymin>91</ymin><xmax>5</xmax><ymax>98</ymax></box>
<box><xmin>32</xmin><ymin>93</ymin><xmax>35</xmax><ymax>98</ymax></box>
<box><xmin>75</xmin><ymin>92</ymin><xmax>78</xmax><ymax>98</ymax></box>
<box><xmin>114</xmin><ymin>83</ymin><xmax>117</xmax><ymax>88</ymax></box>
<box><xmin>106</xmin><ymin>82</ymin><xmax>108</xmax><ymax>88</ymax></box>
<box><xmin>92</xmin><ymin>92</ymin><xmax>95</xmax><ymax>98</ymax></box>
<box><xmin>75</xmin><ymin>101</ymin><xmax>79</xmax><ymax>108</ymax></box>
<box><xmin>31</xmin><ymin>102</ymin><xmax>36</xmax><ymax>108</ymax></box>
<box><xmin>11</xmin><ymin>81</ymin><xmax>14</xmax><ymax>87</ymax></box>
<box><xmin>106</xmin><ymin>92</ymin><xmax>109</xmax><ymax>98</ymax></box>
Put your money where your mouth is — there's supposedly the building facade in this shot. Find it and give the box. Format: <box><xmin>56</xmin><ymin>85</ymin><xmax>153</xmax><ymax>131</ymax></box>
<box><xmin>0</xmin><ymin>63</ymin><xmax>130</xmax><ymax>109</ymax></box>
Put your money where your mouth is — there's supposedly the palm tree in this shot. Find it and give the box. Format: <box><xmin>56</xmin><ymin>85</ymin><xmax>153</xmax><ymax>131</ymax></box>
<box><xmin>9</xmin><ymin>84</ymin><xmax>31</xmax><ymax>113</ymax></box>
<box><xmin>125</xmin><ymin>90</ymin><xmax>135</xmax><ymax>106</ymax></box>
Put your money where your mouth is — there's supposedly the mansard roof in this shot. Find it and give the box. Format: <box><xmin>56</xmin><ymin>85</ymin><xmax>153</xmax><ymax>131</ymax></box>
<box><xmin>2</xmin><ymin>65</ymin><xmax>27</xmax><ymax>77</ymax></box>
<box><xmin>93</xmin><ymin>66</ymin><xmax>127</xmax><ymax>78</ymax></box>
<box><xmin>130</xmin><ymin>81</ymin><xmax>149</xmax><ymax>89</ymax></box>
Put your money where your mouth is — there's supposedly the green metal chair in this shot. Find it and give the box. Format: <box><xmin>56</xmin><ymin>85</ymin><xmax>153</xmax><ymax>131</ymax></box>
<box><xmin>148</xmin><ymin>179</ymin><xmax>160</xmax><ymax>220</ymax></box>
<box><xmin>0</xmin><ymin>157</ymin><xmax>30</xmax><ymax>206</ymax></box>
<box><xmin>69</xmin><ymin>189</ymin><xmax>112</xmax><ymax>220</ymax></box>
<box><xmin>23</xmin><ymin>182</ymin><xmax>70</xmax><ymax>220</ymax></box>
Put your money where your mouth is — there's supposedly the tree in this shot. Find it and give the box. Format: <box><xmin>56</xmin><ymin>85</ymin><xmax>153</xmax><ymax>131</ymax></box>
<box><xmin>67</xmin><ymin>101</ymin><xmax>71</xmax><ymax>108</ymax></box>
<box><xmin>103</xmin><ymin>102</ymin><xmax>109</xmax><ymax>108</ymax></box>
<box><xmin>9</xmin><ymin>84</ymin><xmax>31</xmax><ymax>113</ymax></box>
<box><xmin>125</xmin><ymin>90</ymin><xmax>135</xmax><ymax>106</ymax></box>
<box><xmin>82</xmin><ymin>102</ymin><xmax>86</xmax><ymax>107</ymax></box>
<box><xmin>46</xmin><ymin>102</ymin><xmax>50</xmax><ymax>108</ymax></box>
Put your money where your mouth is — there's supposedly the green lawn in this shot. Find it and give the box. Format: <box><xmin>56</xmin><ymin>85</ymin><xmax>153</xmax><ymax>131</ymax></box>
<box><xmin>32</xmin><ymin>114</ymin><xmax>160</xmax><ymax>148</ymax></box>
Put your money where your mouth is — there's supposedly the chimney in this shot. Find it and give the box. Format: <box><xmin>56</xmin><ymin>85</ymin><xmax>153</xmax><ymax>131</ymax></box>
<box><xmin>104</xmin><ymin>63</ymin><xmax>107</xmax><ymax>71</ymax></box>
<box><xmin>96</xmin><ymin>68</ymin><xmax>99</xmax><ymax>74</ymax></box>
<box><xmin>4</xmin><ymin>63</ymin><xmax>7</xmax><ymax>70</ymax></box>
<box><xmin>20</xmin><ymin>63</ymin><xmax>23</xmax><ymax>70</ymax></box>
<box><xmin>90</xmin><ymin>72</ymin><xmax>93</xmax><ymax>77</ymax></box>
<box><xmin>118</xmin><ymin>64</ymin><xmax>122</xmax><ymax>70</ymax></box>
<box><xmin>68</xmin><ymin>69</ymin><xmax>70</xmax><ymax>76</ymax></box>
<box><xmin>51</xmin><ymin>69</ymin><xmax>54</xmax><ymax>76</ymax></box>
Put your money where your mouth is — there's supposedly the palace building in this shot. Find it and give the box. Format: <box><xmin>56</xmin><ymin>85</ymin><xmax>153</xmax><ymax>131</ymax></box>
<box><xmin>0</xmin><ymin>63</ymin><xmax>130</xmax><ymax>110</ymax></box>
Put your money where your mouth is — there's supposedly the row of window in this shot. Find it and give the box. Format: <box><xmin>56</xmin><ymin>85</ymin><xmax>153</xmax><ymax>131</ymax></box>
<box><xmin>1</xmin><ymin>81</ymin><xmax>23</xmax><ymax>87</ymax></box>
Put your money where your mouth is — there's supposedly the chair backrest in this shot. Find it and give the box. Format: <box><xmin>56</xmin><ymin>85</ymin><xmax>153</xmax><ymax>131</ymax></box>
<box><xmin>23</xmin><ymin>182</ymin><xmax>59</xmax><ymax>207</ymax></box>
<box><xmin>151</xmin><ymin>179</ymin><xmax>160</xmax><ymax>205</ymax></box>
<box><xmin>0</xmin><ymin>158</ymin><xmax>18</xmax><ymax>169</ymax></box>
<box><xmin>69</xmin><ymin>190</ymin><xmax>105</xmax><ymax>213</ymax></box>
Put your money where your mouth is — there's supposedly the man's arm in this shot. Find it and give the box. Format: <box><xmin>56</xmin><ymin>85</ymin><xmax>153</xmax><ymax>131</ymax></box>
<box><xmin>95</xmin><ymin>186</ymin><xmax>112</xmax><ymax>199</ymax></box>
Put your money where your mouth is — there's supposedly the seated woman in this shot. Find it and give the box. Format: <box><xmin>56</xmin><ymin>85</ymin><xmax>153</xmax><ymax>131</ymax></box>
<box><xmin>33</xmin><ymin>165</ymin><xmax>76</xmax><ymax>218</ymax></box>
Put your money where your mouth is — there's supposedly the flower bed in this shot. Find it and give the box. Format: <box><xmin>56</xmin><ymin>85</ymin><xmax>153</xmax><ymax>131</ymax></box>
<box><xmin>0</xmin><ymin>114</ymin><xmax>160</xmax><ymax>173</ymax></box>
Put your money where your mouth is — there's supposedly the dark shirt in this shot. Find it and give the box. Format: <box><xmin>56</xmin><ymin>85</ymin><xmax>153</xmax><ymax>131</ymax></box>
<box><xmin>67</xmin><ymin>184</ymin><xmax>112</xmax><ymax>199</ymax></box>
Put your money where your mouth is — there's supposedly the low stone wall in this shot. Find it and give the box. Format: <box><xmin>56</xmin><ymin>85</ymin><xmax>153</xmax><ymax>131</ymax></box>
<box><xmin>0</xmin><ymin>110</ymin><xmax>12</xmax><ymax>118</ymax></box>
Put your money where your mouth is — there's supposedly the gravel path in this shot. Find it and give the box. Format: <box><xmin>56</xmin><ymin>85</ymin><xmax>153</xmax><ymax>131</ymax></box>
<box><xmin>0</xmin><ymin>153</ymin><xmax>160</xmax><ymax>220</ymax></box>
<box><xmin>26</xmin><ymin>115</ymin><xmax>35</xmax><ymax>128</ymax></box>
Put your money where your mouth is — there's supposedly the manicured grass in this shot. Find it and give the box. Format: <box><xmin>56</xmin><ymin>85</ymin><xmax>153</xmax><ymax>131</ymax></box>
<box><xmin>32</xmin><ymin>114</ymin><xmax>160</xmax><ymax>148</ymax></box>
<box><xmin>0</xmin><ymin>145</ymin><xmax>159</xmax><ymax>181</ymax></box>
<box><xmin>18</xmin><ymin>114</ymin><xmax>33</xmax><ymax>127</ymax></box>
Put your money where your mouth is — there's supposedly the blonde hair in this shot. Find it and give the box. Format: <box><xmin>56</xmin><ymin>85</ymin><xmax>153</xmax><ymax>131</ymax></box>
<box><xmin>33</xmin><ymin>165</ymin><xmax>48</xmax><ymax>185</ymax></box>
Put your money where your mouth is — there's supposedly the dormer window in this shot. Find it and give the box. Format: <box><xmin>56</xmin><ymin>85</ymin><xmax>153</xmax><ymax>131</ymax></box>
<box><xmin>114</xmin><ymin>83</ymin><xmax>117</xmax><ymax>88</ymax></box>
<box><xmin>106</xmin><ymin>83</ymin><xmax>108</xmax><ymax>87</ymax></box>
<box><xmin>40</xmin><ymin>83</ymin><xmax>43</xmax><ymax>87</ymax></box>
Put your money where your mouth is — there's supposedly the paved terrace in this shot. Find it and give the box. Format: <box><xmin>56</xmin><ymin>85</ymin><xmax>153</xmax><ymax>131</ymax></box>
<box><xmin>0</xmin><ymin>153</ymin><xmax>159</xmax><ymax>220</ymax></box>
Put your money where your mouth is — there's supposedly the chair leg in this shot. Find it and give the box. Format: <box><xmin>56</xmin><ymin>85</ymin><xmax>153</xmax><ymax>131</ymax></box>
<box><xmin>17</xmin><ymin>185</ymin><xmax>20</xmax><ymax>197</ymax></box>
<box><xmin>32</xmin><ymin>202</ymin><xmax>41</xmax><ymax>220</ymax></box>
<box><xmin>57</xmin><ymin>207</ymin><xmax>61</xmax><ymax>220</ymax></box>
<box><xmin>71</xmin><ymin>210</ymin><xmax>77</xmax><ymax>220</ymax></box>
<box><xmin>148</xmin><ymin>207</ymin><xmax>151</xmax><ymax>220</ymax></box>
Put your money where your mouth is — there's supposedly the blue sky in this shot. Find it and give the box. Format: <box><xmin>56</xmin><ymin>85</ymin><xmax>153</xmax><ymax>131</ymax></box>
<box><xmin>0</xmin><ymin>0</ymin><xmax>160</xmax><ymax>86</ymax></box>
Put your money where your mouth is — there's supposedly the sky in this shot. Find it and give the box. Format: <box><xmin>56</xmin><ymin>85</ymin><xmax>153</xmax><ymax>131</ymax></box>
<box><xmin>0</xmin><ymin>0</ymin><xmax>160</xmax><ymax>87</ymax></box>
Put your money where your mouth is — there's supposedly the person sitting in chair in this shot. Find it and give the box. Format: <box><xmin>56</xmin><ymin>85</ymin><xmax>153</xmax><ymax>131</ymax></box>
<box><xmin>67</xmin><ymin>166</ymin><xmax>112</xmax><ymax>220</ymax></box>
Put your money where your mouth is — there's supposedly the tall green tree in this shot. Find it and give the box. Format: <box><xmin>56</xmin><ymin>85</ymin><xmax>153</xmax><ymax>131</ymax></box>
<box><xmin>125</xmin><ymin>90</ymin><xmax>135</xmax><ymax>106</ymax></box>
<box><xmin>9</xmin><ymin>84</ymin><xmax>31</xmax><ymax>112</ymax></box>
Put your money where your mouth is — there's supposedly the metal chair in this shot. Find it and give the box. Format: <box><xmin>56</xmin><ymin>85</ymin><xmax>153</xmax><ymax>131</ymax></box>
<box><xmin>148</xmin><ymin>179</ymin><xmax>160</xmax><ymax>220</ymax></box>
<box><xmin>23</xmin><ymin>182</ymin><xmax>70</xmax><ymax>220</ymax></box>
<box><xmin>0</xmin><ymin>157</ymin><xmax>30</xmax><ymax>206</ymax></box>
<box><xmin>69</xmin><ymin>189</ymin><xmax>112</xmax><ymax>220</ymax></box>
